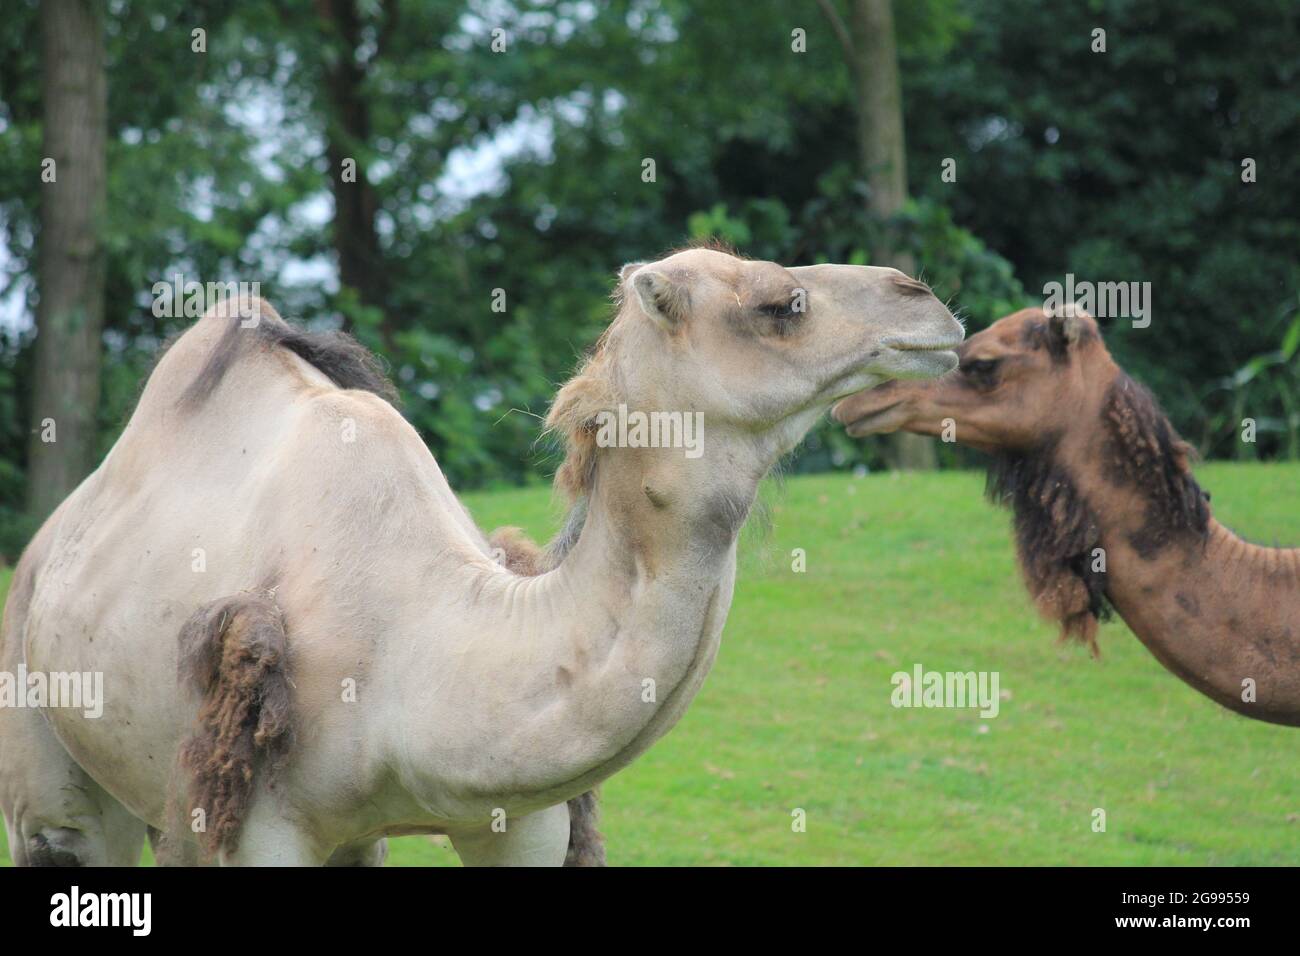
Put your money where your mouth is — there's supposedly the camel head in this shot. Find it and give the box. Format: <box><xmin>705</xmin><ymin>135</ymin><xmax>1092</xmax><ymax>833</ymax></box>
<box><xmin>832</xmin><ymin>305</ymin><xmax>1112</xmax><ymax>453</ymax></box>
<box><xmin>548</xmin><ymin>245</ymin><xmax>964</xmax><ymax>498</ymax></box>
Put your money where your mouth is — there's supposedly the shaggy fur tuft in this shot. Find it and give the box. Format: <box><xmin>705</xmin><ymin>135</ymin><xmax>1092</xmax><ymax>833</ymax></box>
<box><xmin>545</xmin><ymin>326</ymin><xmax>623</xmax><ymax>500</ymax></box>
<box><xmin>984</xmin><ymin>375</ymin><xmax>1212</xmax><ymax>654</ymax></box>
<box><xmin>546</xmin><ymin>239</ymin><xmax>745</xmax><ymax>500</ymax></box>
<box><xmin>564</xmin><ymin>790</ymin><xmax>606</xmax><ymax>867</ymax></box>
<box><xmin>487</xmin><ymin>526</ymin><xmax>549</xmax><ymax>576</ymax></box>
<box><xmin>176</xmin><ymin>591</ymin><xmax>294</xmax><ymax>856</ymax></box>
<box><xmin>986</xmin><ymin>447</ymin><xmax>1110</xmax><ymax>655</ymax></box>
<box><xmin>1101</xmin><ymin>374</ymin><xmax>1210</xmax><ymax>558</ymax></box>
<box><xmin>181</xmin><ymin>296</ymin><xmax>397</xmax><ymax>409</ymax></box>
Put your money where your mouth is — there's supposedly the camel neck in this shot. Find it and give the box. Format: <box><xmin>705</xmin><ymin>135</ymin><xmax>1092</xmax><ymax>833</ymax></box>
<box><xmin>555</xmin><ymin>442</ymin><xmax>756</xmax><ymax>730</ymax></box>
<box><xmin>443</xmin><ymin>443</ymin><xmax>759</xmax><ymax>809</ymax></box>
<box><xmin>1062</xmin><ymin>431</ymin><xmax>1300</xmax><ymax>726</ymax></box>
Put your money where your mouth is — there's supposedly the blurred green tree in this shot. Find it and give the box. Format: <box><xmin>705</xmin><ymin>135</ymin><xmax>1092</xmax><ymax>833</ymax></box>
<box><xmin>0</xmin><ymin>0</ymin><xmax>1295</xmax><ymax>561</ymax></box>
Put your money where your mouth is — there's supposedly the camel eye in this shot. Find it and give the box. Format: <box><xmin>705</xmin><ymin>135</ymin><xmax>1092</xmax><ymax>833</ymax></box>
<box><xmin>962</xmin><ymin>357</ymin><xmax>1001</xmax><ymax>385</ymax></box>
<box><xmin>754</xmin><ymin>297</ymin><xmax>804</xmax><ymax>336</ymax></box>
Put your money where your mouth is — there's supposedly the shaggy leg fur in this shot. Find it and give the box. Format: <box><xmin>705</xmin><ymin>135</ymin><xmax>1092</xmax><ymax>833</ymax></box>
<box><xmin>177</xmin><ymin>591</ymin><xmax>293</xmax><ymax>857</ymax></box>
<box><xmin>564</xmin><ymin>791</ymin><xmax>606</xmax><ymax>866</ymax></box>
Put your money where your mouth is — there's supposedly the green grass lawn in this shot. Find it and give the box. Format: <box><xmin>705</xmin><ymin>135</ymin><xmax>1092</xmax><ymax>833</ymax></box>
<box><xmin>3</xmin><ymin>461</ymin><xmax>1298</xmax><ymax>866</ymax></box>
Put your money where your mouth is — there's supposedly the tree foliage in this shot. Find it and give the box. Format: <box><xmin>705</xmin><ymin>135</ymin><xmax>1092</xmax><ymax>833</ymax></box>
<box><xmin>0</xmin><ymin>0</ymin><xmax>1295</xmax><ymax>558</ymax></box>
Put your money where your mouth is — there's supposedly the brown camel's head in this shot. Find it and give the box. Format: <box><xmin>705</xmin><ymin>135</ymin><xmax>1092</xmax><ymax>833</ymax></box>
<box><xmin>549</xmin><ymin>243</ymin><xmax>964</xmax><ymax>498</ymax></box>
<box><xmin>834</xmin><ymin>303</ymin><xmax>1213</xmax><ymax>655</ymax></box>
<box><xmin>832</xmin><ymin>305</ymin><xmax>1110</xmax><ymax>452</ymax></box>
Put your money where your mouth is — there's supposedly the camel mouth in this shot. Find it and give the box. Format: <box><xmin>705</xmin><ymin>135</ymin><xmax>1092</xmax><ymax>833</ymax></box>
<box><xmin>832</xmin><ymin>397</ymin><xmax>905</xmax><ymax>436</ymax></box>
<box><xmin>877</xmin><ymin>336</ymin><xmax>962</xmax><ymax>378</ymax></box>
<box><xmin>881</xmin><ymin>336</ymin><xmax>964</xmax><ymax>355</ymax></box>
<box><xmin>876</xmin><ymin>344</ymin><xmax>960</xmax><ymax>380</ymax></box>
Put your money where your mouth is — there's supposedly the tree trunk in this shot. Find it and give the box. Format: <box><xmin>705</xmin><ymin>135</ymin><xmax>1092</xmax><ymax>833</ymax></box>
<box><xmin>27</xmin><ymin>0</ymin><xmax>108</xmax><ymax>520</ymax></box>
<box><xmin>849</xmin><ymin>0</ymin><xmax>936</xmax><ymax>469</ymax></box>
<box><xmin>316</xmin><ymin>0</ymin><xmax>389</xmax><ymax>339</ymax></box>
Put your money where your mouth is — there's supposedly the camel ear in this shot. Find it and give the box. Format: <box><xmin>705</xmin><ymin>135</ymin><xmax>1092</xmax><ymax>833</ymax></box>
<box><xmin>1047</xmin><ymin>303</ymin><xmax>1087</xmax><ymax>350</ymax></box>
<box><xmin>619</xmin><ymin>261</ymin><xmax>647</xmax><ymax>284</ymax></box>
<box><xmin>629</xmin><ymin>267</ymin><xmax>689</xmax><ymax>331</ymax></box>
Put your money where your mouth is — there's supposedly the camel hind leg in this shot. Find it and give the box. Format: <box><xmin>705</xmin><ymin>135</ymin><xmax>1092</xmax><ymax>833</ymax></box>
<box><xmin>0</xmin><ymin>705</ymin><xmax>146</xmax><ymax>867</ymax></box>
<box><xmin>1</xmin><ymin>515</ymin><xmax>147</xmax><ymax>867</ymax></box>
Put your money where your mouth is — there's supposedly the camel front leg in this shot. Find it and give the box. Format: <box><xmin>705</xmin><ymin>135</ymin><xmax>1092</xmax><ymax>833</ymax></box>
<box><xmin>449</xmin><ymin>803</ymin><xmax>569</xmax><ymax>867</ymax></box>
<box><xmin>217</xmin><ymin>797</ymin><xmax>328</xmax><ymax>866</ymax></box>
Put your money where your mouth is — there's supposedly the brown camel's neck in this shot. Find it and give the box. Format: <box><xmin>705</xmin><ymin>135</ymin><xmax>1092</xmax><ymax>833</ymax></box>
<box><xmin>1054</xmin><ymin>381</ymin><xmax>1300</xmax><ymax>726</ymax></box>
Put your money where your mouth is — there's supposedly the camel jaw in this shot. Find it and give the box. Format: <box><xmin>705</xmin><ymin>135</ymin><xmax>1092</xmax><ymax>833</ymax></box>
<box><xmin>833</xmin><ymin>397</ymin><xmax>909</xmax><ymax>437</ymax></box>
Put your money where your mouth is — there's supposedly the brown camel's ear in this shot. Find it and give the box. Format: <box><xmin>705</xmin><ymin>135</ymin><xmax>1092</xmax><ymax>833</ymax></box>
<box><xmin>619</xmin><ymin>261</ymin><xmax>647</xmax><ymax>283</ymax></box>
<box><xmin>630</xmin><ymin>267</ymin><xmax>690</xmax><ymax>331</ymax></box>
<box><xmin>1047</xmin><ymin>304</ymin><xmax>1086</xmax><ymax>352</ymax></box>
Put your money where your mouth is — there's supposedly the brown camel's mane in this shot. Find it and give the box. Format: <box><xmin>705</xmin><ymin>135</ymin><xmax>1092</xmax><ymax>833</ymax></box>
<box><xmin>985</xmin><ymin>372</ymin><xmax>1210</xmax><ymax>653</ymax></box>
<box><xmin>1100</xmin><ymin>373</ymin><xmax>1210</xmax><ymax>558</ymax></box>
<box><xmin>986</xmin><ymin>441</ymin><xmax>1111</xmax><ymax>654</ymax></box>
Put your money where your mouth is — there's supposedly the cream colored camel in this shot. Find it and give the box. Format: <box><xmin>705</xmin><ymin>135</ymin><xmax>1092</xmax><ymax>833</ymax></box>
<box><xmin>1</xmin><ymin>246</ymin><xmax>962</xmax><ymax>865</ymax></box>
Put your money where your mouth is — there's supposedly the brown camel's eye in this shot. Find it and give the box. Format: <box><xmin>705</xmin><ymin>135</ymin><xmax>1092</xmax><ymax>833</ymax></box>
<box><xmin>962</xmin><ymin>357</ymin><xmax>1001</xmax><ymax>387</ymax></box>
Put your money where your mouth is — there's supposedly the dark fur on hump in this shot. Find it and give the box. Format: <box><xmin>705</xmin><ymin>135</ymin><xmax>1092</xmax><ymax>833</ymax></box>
<box><xmin>180</xmin><ymin>299</ymin><xmax>397</xmax><ymax>408</ymax></box>
<box><xmin>1100</xmin><ymin>373</ymin><xmax>1210</xmax><ymax>558</ymax></box>
<box><xmin>986</xmin><ymin>443</ymin><xmax>1111</xmax><ymax>655</ymax></box>
<box><xmin>176</xmin><ymin>590</ymin><xmax>293</xmax><ymax>857</ymax></box>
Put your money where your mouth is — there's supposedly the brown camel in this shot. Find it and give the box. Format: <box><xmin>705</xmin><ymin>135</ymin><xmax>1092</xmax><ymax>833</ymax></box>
<box><xmin>833</xmin><ymin>305</ymin><xmax>1300</xmax><ymax>727</ymax></box>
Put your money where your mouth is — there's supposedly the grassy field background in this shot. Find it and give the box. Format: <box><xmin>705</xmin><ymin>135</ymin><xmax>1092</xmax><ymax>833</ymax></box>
<box><xmin>2</xmin><ymin>461</ymin><xmax>1297</xmax><ymax>866</ymax></box>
